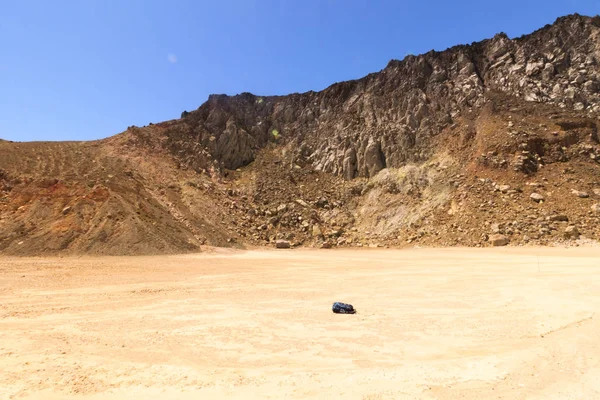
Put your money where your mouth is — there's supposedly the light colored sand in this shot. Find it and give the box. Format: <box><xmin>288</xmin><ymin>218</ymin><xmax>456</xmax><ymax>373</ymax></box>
<box><xmin>1</xmin><ymin>247</ymin><xmax>600</xmax><ymax>399</ymax></box>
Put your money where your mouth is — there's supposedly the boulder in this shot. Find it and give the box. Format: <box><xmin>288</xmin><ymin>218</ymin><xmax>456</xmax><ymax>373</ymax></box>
<box><xmin>275</xmin><ymin>240</ymin><xmax>291</xmax><ymax>249</ymax></box>
<box><xmin>541</xmin><ymin>63</ymin><xmax>555</xmax><ymax>80</ymax></box>
<box><xmin>295</xmin><ymin>199</ymin><xmax>309</xmax><ymax>207</ymax></box>
<box><xmin>564</xmin><ymin>226</ymin><xmax>580</xmax><ymax>239</ymax></box>
<box><xmin>312</xmin><ymin>225</ymin><xmax>323</xmax><ymax>237</ymax></box>
<box><xmin>315</xmin><ymin>197</ymin><xmax>328</xmax><ymax>208</ymax></box>
<box><xmin>530</xmin><ymin>193</ymin><xmax>545</xmax><ymax>202</ymax></box>
<box><xmin>489</xmin><ymin>234</ymin><xmax>509</xmax><ymax>246</ymax></box>
<box><xmin>584</xmin><ymin>80</ymin><xmax>598</xmax><ymax>92</ymax></box>
<box><xmin>591</xmin><ymin>204</ymin><xmax>600</xmax><ymax>213</ymax></box>
<box><xmin>571</xmin><ymin>190</ymin><xmax>589</xmax><ymax>198</ymax></box>
<box><xmin>525</xmin><ymin>61</ymin><xmax>544</xmax><ymax>76</ymax></box>
<box><xmin>332</xmin><ymin>302</ymin><xmax>356</xmax><ymax>314</ymax></box>
<box><xmin>548</xmin><ymin>214</ymin><xmax>568</xmax><ymax>222</ymax></box>
<box><xmin>491</xmin><ymin>223</ymin><xmax>502</xmax><ymax>233</ymax></box>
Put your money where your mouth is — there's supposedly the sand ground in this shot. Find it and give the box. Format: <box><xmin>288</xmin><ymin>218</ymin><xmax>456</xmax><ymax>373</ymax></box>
<box><xmin>1</xmin><ymin>247</ymin><xmax>600</xmax><ymax>399</ymax></box>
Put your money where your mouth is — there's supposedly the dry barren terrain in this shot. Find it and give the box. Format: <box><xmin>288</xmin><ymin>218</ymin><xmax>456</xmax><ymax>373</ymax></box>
<box><xmin>1</xmin><ymin>248</ymin><xmax>600</xmax><ymax>399</ymax></box>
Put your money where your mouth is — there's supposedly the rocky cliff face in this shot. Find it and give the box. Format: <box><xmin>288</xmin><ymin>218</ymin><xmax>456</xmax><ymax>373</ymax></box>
<box><xmin>151</xmin><ymin>14</ymin><xmax>600</xmax><ymax>179</ymax></box>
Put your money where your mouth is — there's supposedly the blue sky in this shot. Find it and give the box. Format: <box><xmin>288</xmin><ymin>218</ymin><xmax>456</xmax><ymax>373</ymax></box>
<box><xmin>0</xmin><ymin>0</ymin><xmax>597</xmax><ymax>142</ymax></box>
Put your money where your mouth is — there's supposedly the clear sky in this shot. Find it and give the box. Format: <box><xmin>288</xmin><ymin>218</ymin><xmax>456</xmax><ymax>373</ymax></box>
<box><xmin>1</xmin><ymin>0</ymin><xmax>598</xmax><ymax>142</ymax></box>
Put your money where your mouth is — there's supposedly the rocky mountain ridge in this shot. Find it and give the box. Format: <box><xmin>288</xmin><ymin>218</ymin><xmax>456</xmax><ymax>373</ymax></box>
<box><xmin>155</xmin><ymin>14</ymin><xmax>600</xmax><ymax>179</ymax></box>
<box><xmin>1</xmin><ymin>13</ymin><xmax>599</xmax><ymax>255</ymax></box>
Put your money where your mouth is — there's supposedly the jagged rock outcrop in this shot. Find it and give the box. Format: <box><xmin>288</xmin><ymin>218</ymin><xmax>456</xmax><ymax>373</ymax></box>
<box><xmin>3</xmin><ymin>14</ymin><xmax>600</xmax><ymax>256</ymax></box>
<box><xmin>143</xmin><ymin>14</ymin><xmax>600</xmax><ymax>179</ymax></box>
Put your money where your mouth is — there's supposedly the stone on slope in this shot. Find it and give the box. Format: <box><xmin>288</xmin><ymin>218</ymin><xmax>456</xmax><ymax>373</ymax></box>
<box><xmin>296</xmin><ymin>199</ymin><xmax>309</xmax><ymax>207</ymax></box>
<box><xmin>571</xmin><ymin>190</ymin><xmax>589</xmax><ymax>198</ymax></box>
<box><xmin>548</xmin><ymin>214</ymin><xmax>568</xmax><ymax>222</ymax></box>
<box><xmin>530</xmin><ymin>193</ymin><xmax>545</xmax><ymax>202</ymax></box>
<box><xmin>489</xmin><ymin>234</ymin><xmax>509</xmax><ymax>246</ymax></box>
<box><xmin>275</xmin><ymin>240</ymin><xmax>291</xmax><ymax>249</ymax></box>
<box><xmin>564</xmin><ymin>226</ymin><xmax>580</xmax><ymax>239</ymax></box>
<box><xmin>312</xmin><ymin>225</ymin><xmax>323</xmax><ymax>237</ymax></box>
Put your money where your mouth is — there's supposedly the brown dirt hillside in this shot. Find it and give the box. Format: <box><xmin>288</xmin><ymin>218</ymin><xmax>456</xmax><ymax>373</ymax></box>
<box><xmin>1</xmin><ymin>14</ymin><xmax>600</xmax><ymax>255</ymax></box>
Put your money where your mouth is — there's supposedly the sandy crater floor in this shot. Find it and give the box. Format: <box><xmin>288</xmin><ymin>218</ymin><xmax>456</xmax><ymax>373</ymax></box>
<box><xmin>1</xmin><ymin>247</ymin><xmax>600</xmax><ymax>399</ymax></box>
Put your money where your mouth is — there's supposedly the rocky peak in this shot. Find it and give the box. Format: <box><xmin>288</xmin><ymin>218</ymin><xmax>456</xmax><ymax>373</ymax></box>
<box><xmin>149</xmin><ymin>14</ymin><xmax>600</xmax><ymax>178</ymax></box>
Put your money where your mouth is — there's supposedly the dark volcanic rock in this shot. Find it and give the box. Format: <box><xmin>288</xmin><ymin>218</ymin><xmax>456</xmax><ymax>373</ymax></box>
<box><xmin>332</xmin><ymin>302</ymin><xmax>356</xmax><ymax>314</ymax></box>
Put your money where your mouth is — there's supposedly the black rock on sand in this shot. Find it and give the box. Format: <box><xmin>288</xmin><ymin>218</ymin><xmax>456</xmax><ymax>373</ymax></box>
<box><xmin>332</xmin><ymin>302</ymin><xmax>356</xmax><ymax>314</ymax></box>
